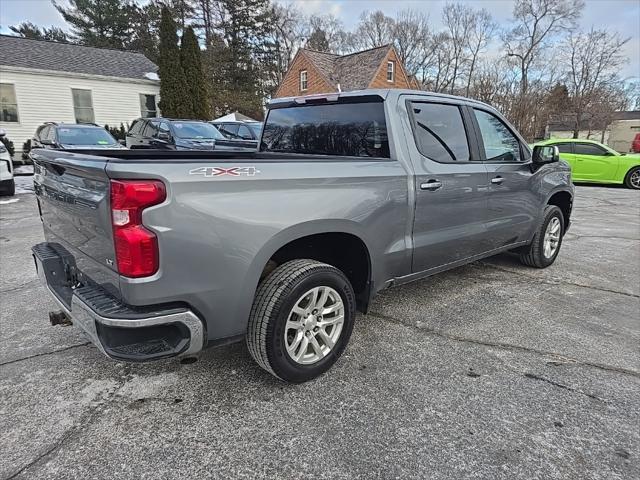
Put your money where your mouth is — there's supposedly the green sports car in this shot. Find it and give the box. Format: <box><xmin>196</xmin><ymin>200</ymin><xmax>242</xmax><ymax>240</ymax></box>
<box><xmin>533</xmin><ymin>138</ymin><xmax>640</xmax><ymax>190</ymax></box>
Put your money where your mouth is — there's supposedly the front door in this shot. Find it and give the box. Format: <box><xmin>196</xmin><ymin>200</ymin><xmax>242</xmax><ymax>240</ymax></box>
<box><xmin>572</xmin><ymin>142</ymin><xmax>618</xmax><ymax>181</ymax></box>
<box><xmin>471</xmin><ymin>108</ymin><xmax>538</xmax><ymax>248</ymax></box>
<box><xmin>404</xmin><ymin>99</ymin><xmax>490</xmax><ymax>273</ymax></box>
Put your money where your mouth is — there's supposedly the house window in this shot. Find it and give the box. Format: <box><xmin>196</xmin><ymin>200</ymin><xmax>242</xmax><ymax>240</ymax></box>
<box><xmin>300</xmin><ymin>70</ymin><xmax>308</xmax><ymax>91</ymax></box>
<box><xmin>140</xmin><ymin>94</ymin><xmax>158</xmax><ymax>118</ymax></box>
<box><xmin>0</xmin><ymin>83</ymin><xmax>19</xmax><ymax>122</ymax></box>
<box><xmin>71</xmin><ymin>89</ymin><xmax>94</xmax><ymax>123</ymax></box>
<box><xmin>387</xmin><ymin>61</ymin><xmax>394</xmax><ymax>82</ymax></box>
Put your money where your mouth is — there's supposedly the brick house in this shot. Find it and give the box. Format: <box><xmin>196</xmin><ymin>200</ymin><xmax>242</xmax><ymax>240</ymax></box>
<box><xmin>274</xmin><ymin>44</ymin><xmax>419</xmax><ymax>98</ymax></box>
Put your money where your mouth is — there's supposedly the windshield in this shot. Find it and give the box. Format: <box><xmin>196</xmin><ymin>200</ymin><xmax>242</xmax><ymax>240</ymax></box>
<box><xmin>57</xmin><ymin>127</ymin><xmax>118</xmax><ymax>146</ymax></box>
<box><xmin>172</xmin><ymin>122</ymin><xmax>224</xmax><ymax>140</ymax></box>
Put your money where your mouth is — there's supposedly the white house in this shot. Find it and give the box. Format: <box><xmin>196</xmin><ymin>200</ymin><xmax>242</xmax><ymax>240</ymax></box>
<box><xmin>0</xmin><ymin>35</ymin><xmax>160</xmax><ymax>154</ymax></box>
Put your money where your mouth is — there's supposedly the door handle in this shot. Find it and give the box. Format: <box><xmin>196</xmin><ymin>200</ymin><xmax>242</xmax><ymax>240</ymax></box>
<box><xmin>491</xmin><ymin>176</ymin><xmax>504</xmax><ymax>185</ymax></box>
<box><xmin>420</xmin><ymin>180</ymin><xmax>442</xmax><ymax>191</ymax></box>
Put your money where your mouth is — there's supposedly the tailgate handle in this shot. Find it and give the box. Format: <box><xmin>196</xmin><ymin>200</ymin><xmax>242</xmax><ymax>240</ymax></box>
<box><xmin>45</xmin><ymin>163</ymin><xmax>66</xmax><ymax>176</ymax></box>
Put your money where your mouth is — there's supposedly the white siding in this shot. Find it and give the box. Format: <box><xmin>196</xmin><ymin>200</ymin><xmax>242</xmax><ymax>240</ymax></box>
<box><xmin>0</xmin><ymin>67</ymin><xmax>159</xmax><ymax>153</ymax></box>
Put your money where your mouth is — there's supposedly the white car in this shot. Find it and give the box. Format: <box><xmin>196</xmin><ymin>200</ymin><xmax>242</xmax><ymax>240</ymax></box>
<box><xmin>0</xmin><ymin>140</ymin><xmax>15</xmax><ymax>196</ymax></box>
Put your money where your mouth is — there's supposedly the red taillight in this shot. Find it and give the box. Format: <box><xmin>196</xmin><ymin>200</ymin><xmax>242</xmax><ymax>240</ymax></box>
<box><xmin>110</xmin><ymin>180</ymin><xmax>166</xmax><ymax>278</ymax></box>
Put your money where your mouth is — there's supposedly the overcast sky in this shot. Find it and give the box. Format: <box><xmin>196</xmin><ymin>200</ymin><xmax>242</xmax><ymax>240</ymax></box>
<box><xmin>1</xmin><ymin>0</ymin><xmax>638</xmax><ymax>79</ymax></box>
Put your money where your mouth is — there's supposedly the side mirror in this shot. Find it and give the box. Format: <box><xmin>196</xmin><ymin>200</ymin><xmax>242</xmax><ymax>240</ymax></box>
<box><xmin>118</xmin><ymin>139</ymin><xmax>126</xmax><ymax>146</ymax></box>
<box><xmin>156</xmin><ymin>132</ymin><xmax>171</xmax><ymax>142</ymax></box>
<box><xmin>532</xmin><ymin>145</ymin><xmax>559</xmax><ymax>165</ymax></box>
<box><xmin>41</xmin><ymin>139</ymin><xmax>56</xmax><ymax>147</ymax></box>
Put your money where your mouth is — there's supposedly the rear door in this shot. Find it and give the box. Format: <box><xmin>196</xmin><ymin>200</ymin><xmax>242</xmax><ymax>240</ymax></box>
<box><xmin>572</xmin><ymin>142</ymin><xmax>618</xmax><ymax>181</ymax></box>
<box><xmin>471</xmin><ymin>107</ymin><xmax>538</xmax><ymax>248</ymax></box>
<box><xmin>404</xmin><ymin>98</ymin><xmax>490</xmax><ymax>273</ymax></box>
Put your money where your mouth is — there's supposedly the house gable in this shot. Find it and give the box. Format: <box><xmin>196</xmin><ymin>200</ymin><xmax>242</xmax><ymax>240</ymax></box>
<box><xmin>368</xmin><ymin>47</ymin><xmax>413</xmax><ymax>89</ymax></box>
<box><xmin>274</xmin><ymin>50</ymin><xmax>336</xmax><ymax>98</ymax></box>
<box><xmin>274</xmin><ymin>45</ymin><xmax>419</xmax><ymax>98</ymax></box>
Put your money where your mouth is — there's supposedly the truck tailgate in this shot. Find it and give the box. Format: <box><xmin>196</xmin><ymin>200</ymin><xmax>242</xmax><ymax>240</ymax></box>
<box><xmin>32</xmin><ymin>150</ymin><xmax>120</xmax><ymax>297</ymax></box>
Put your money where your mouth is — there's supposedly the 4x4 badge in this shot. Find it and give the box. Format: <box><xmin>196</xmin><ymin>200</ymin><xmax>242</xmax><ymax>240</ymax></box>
<box><xmin>189</xmin><ymin>166</ymin><xmax>260</xmax><ymax>177</ymax></box>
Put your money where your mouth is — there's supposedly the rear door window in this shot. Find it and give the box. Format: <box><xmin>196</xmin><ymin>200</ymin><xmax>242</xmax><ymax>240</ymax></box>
<box><xmin>45</xmin><ymin>127</ymin><xmax>56</xmax><ymax>142</ymax></box>
<box><xmin>221</xmin><ymin>124</ymin><xmax>239</xmax><ymax>138</ymax></box>
<box><xmin>238</xmin><ymin>125</ymin><xmax>253</xmax><ymax>140</ymax></box>
<box><xmin>143</xmin><ymin>121</ymin><xmax>158</xmax><ymax>138</ymax></box>
<box><xmin>262</xmin><ymin>100</ymin><xmax>390</xmax><ymax>158</ymax></box>
<box><xmin>409</xmin><ymin>102</ymin><xmax>470</xmax><ymax>162</ymax></box>
<box><xmin>129</xmin><ymin>120</ymin><xmax>142</xmax><ymax>135</ymax></box>
<box><xmin>574</xmin><ymin>143</ymin><xmax>608</xmax><ymax>156</ymax></box>
<box><xmin>37</xmin><ymin>126</ymin><xmax>50</xmax><ymax>141</ymax></box>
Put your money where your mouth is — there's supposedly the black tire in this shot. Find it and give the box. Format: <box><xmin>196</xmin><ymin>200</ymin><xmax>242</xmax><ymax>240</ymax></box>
<box><xmin>0</xmin><ymin>179</ymin><xmax>15</xmax><ymax>196</ymax></box>
<box><xmin>624</xmin><ymin>166</ymin><xmax>640</xmax><ymax>190</ymax></box>
<box><xmin>246</xmin><ymin>259</ymin><xmax>356</xmax><ymax>383</ymax></box>
<box><xmin>519</xmin><ymin>205</ymin><xmax>564</xmax><ymax>268</ymax></box>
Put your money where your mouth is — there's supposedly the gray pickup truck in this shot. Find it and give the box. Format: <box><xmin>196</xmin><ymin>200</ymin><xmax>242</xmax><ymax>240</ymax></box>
<box><xmin>31</xmin><ymin>89</ymin><xmax>573</xmax><ymax>383</ymax></box>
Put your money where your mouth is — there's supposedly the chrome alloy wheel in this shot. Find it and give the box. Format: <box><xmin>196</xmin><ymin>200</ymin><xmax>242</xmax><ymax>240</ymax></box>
<box><xmin>284</xmin><ymin>286</ymin><xmax>345</xmax><ymax>365</ymax></box>
<box><xmin>543</xmin><ymin>217</ymin><xmax>561</xmax><ymax>258</ymax></box>
<box><xmin>630</xmin><ymin>170</ymin><xmax>640</xmax><ymax>189</ymax></box>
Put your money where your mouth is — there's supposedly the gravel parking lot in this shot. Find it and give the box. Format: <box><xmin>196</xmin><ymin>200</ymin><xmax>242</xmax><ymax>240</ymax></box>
<box><xmin>1</xmin><ymin>185</ymin><xmax>638</xmax><ymax>480</ymax></box>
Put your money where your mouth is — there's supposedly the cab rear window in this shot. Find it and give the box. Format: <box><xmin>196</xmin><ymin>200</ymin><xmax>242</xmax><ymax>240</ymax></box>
<box><xmin>261</xmin><ymin>101</ymin><xmax>390</xmax><ymax>158</ymax></box>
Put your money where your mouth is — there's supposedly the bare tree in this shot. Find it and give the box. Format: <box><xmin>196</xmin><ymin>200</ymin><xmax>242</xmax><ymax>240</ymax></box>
<box><xmin>394</xmin><ymin>10</ymin><xmax>435</xmax><ymax>80</ymax></box>
<box><xmin>350</xmin><ymin>10</ymin><xmax>395</xmax><ymax>50</ymax></box>
<box><xmin>442</xmin><ymin>3</ymin><xmax>474</xmax><ymax>94</ymax></box>
<box><xmin>563</xmin><ymin>28</ymin><xmax>629</xmax><ymax>137</ymax></box>
<box><xmin>305</xmin><ymin>14</ymin><xmax>347</xmax><ymax>53</ymax></box>
<box><xmin>464</xmin><ymin>9</ymin><xmax>496</xmax><ymax>96</ymax></box>
<box><xmin>503</xmin><ymin>0</ymin><xmax>584</xmax><ymax>137</ymax></box>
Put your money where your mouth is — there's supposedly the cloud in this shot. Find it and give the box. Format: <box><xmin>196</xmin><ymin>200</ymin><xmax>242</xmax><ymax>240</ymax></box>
<box><xmin>283</xmin><ymin>0</ymin><xmax>342</xmax><ymax>17</ymax></box>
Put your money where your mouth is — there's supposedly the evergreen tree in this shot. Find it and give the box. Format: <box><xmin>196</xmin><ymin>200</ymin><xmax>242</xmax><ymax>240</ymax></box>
<box><xmin>9</xmin><ymin>22</ymin><xmax>70</xmax><ymax>43</ymax></box>
<box><xmin>180</xmin><ymin>27</ymin><xmax>210</xmax><ymax>120</ymax></box>
<box><xmin>53</xmin><ymin>0</ymin><xmax>136</xmax><ymax>49</ymax></box>
<box><xmin>306</xmin><ymin>29</ymin><xmax>330</xmax><ymax>52</ymax></box>
<box><xmin>209</xmin><ymin>0</ymin><xmax>271</xmax><ymax>118</ymax></box>
<box><xmin>157</xmin><ymin>6</ymin><xmax>191</xmax><ymax>118</ymax></box>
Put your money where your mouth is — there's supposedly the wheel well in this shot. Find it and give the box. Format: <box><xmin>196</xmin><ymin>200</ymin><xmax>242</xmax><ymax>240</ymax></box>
<box><xmin>548</xmin><ymin>191</ymin><xmax>572</xmax><ymax>229</ymax></box>
<box><xmin>262</xmin><ymin>233</ymin><xmax>371</xmax><ymax>312</ymax></box>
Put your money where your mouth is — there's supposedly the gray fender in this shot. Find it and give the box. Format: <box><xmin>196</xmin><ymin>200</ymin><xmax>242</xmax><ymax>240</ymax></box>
<box><xmin>233</xmin><ymin>219</ymin><xmax>373</xmax><ymax>331</ymax></box>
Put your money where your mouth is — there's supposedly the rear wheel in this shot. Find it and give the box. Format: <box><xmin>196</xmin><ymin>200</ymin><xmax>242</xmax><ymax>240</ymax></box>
<box><xmin>246</xmin><ymin>259</ymin><xmax>356</xmax><ymax>383</ymax></box>
<box><xmin>0</xmin><ymin>179</ymin><xmax>15</xmax><ymax>196</ymax></box>
<box><xmin>624</xmin><ymin>166</ymin><xmax>640</xmax><ymax>190</ymax></box>
<box><xmin>519</xmin><ymin>205</ymin><xmax>564</xmax><ymax>268</ymax></box>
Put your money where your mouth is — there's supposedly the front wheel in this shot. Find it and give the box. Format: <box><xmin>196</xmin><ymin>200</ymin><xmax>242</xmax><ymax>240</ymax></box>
<box><xmin>519</xmin><ymin>205</ymin><xmax>565</xmax><ymax>268</ymax></box>
<box><xmin>624</xmin><ymin>166</ymin><xmax>640</xmax><ymax>190</ymax></box>
<box><xmin>246</xmin><ymin>259</ymin><xmax>356</xmax><ymax>383</ymax></box>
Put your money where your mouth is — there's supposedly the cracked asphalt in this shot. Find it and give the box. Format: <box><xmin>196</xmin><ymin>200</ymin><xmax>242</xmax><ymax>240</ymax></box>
<box><xmin>1</xmin><ymin>185</ymin><xmax>639</xmax><ymax>480</ymax></box>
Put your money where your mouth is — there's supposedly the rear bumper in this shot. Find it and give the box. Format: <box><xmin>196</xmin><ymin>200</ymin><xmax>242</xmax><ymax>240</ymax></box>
<box><xmin>32</xmin><ymin>242</ymin><xmax>204</xmax><ymax>362</ymax></box>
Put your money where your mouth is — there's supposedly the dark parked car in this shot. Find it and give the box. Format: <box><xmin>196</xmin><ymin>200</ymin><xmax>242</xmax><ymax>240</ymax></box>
<box><xmin>32</xmin><ymin>123</ymin><xmax>126</xmax><ymax>150</ymax></box>
<box><xmin>211</xmin><ymin>121</ymin><xmax>262</xmax><ymax>143</ymax></box>
<box><xmin>126</xmin><ymin>118</ymin><xmax>257</xmax><ymax>151</ymax></box>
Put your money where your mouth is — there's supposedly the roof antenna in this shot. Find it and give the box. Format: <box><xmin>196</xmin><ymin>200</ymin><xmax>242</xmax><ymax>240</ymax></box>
<box><xmin>337</xmin><ymin>83</ymin><xmax>342</xmax><ymax>93</ymax></box>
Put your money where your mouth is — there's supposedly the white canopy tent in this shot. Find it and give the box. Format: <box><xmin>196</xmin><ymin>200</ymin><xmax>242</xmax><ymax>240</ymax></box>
<box><xmin>212</xmin><ymin>112</ymin><xmax>258</xmax><ymax>123</ymax></box>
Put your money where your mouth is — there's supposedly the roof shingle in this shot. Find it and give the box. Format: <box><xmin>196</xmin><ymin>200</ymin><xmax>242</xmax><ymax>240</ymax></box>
<box><xmin>0</xmin><ymin>35</ymin><xmax>158</xmax><ymax>81</ymax></box>
<box><xmin>301</xmin><ymin>45</ymin><xmax>392</xmax><ymax>91</ymax></box>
